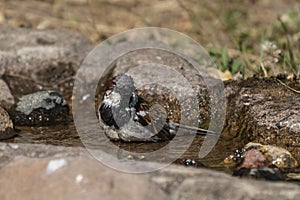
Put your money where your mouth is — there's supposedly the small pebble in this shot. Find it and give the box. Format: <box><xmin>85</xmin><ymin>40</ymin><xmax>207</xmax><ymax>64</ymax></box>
<box><xmin>228</xmin><ymin>142</ymin><xmax>298</xmax><ymax>180</ymax></box>
<box><xmin>46</xmin><ymin>158</ymin><xmax>67</xmax><ymax>175</ymax></box>
<box><xmin>76</xmin><ymin>174</ymin><xmax>84</xmax><ymax>184</ymax></box>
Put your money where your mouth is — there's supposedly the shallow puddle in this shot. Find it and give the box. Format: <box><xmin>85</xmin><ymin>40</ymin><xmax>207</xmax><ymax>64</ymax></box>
<box><xmin>3</xmin><ymin>120</ymin><xmax>299</xmax><ymax>183</ymax></box>
<box><xmin>7</xmin><ymin>120</ymin><xmax>237</xmax><ymax>172</ymax></box>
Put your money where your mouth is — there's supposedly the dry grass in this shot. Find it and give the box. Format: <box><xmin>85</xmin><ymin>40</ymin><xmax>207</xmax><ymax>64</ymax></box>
<box><xmin>1</xmin><ymin>0</ymin><xmax>300</xmax><ymax>78</ymax></box>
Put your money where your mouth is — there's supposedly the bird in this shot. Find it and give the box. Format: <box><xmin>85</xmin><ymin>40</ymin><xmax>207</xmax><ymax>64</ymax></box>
<box><xmin>99</xmin><ymin>74</ymin><xmax>139</xmax><ymax>129</ymax></box>
<box><xmin>98</xmin><ymin>74</ymin><xmax>216</xmax><ymax>142</ymax></box>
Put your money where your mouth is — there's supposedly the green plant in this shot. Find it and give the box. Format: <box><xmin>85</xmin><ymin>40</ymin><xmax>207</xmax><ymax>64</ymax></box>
<box><xmin>209</xmin><ymin>46</ymin><xmax>243</xmax><ymax>75</ymax></box>
<box><xmin>278</xmin><ymin>16</ymin><xmax>300</xmax><ymax>76</ymax></box>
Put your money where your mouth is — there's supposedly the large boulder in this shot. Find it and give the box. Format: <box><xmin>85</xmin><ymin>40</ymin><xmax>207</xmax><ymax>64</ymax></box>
<box><xmin>222</xmin><ymin>77</ymin><xmax>300</xmax><ymax>161</ymax></box>
<box><xmin>0</xmin><ymin>143</ymin><xmax>299</xmax><ymax>200</ymax></box>
<box><xmin>0</xmin><ymin>25</ymin><xmax>93</xmax><ymax>97</ymax></box>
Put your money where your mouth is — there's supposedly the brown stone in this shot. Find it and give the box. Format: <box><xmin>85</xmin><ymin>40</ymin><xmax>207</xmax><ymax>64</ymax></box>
<box><xmin>222</xmin><ymin>77</ymin><xmax>300</xmax><ymax>161</ymax></box>
<box><xmin>238</xmin><ymin>149</ymin><xmax>268</xmax><ymax>169</ymax></box>
<box><xmin>0</xmin><ymin>106</ymin><xmax>15</xmax><ymax>140</ymax></box>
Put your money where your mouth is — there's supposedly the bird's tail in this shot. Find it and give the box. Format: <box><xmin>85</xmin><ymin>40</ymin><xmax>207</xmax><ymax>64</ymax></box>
<box><xmin>168</xmin><ymin>121</ymin><xmax>218</xmax><ymax>135</ymax></box>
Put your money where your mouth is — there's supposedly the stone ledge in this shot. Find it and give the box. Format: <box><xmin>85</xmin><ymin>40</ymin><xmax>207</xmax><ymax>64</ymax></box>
<box><xmin>0</xmin><ymin>143</ymin><xmax>299</xmax><ymax>200</ymax></box>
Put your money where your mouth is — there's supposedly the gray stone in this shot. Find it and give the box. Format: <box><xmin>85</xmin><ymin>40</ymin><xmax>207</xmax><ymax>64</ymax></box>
<box><xmin>0</xmin><ymin>25</ymin><xmax>93</xmax><ymax>98</ymax></box>
<box><xmin>152</xmin><ymin>165</ymin><xmax>300</xmax><ymax>200</ymax></box>
<box><xmin>0</xmin><ymin>25</ymin><xmax>92</xmax><ymax>83</ymax></box>
<box><xmin>16</xmin><ymin>91</ymin><xmax>68</xmax><ymax>115</ymax></box>
<box><xmin>13</xmin><ymin>91</ymin><xmax>69</xmax><ymax>126</ymax></box>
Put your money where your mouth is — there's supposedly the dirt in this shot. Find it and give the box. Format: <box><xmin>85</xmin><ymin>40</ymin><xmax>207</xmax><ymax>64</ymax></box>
<box><xmin>0</xmin><ymin>0</ymin><xmax>297</xmax><ymax>46</ymax></box>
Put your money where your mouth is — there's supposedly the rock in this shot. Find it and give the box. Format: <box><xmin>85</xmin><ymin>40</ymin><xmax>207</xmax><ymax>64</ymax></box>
<box><xmin>12</xmin><ymin>91</ymin><xmax>69</xmax><ymax>126</ymax></box>
<box><xmin>225</xmin><ymin>142</ymin><xmax>298</xmax><ymax>180</ymax></box>
<box><xmin>104</xmin><ymin>47</ymin><xmax>218</xmax><ymax>127</ymax></box>
<box><xmin>156</xmin><ymin>167</ymin><xmax>299</xmax><ymax>200</ymax></box>
<box><xmin>0</xmin><ymin>143</ymin><xmax>299</xmax><ymax>200</ymax></box>
<box><xmin>245</xmin><ymin>142</ymin><xmax>299</xmax><ymax>170</ymax></box>
<box><xmin>81</xmin><ymin>41</ymin><xmax>220</xmax><ymax>129</ymax></box>
<box><xmin>0</xmin><ymin>106</ymin><xmax>15</xmax><ymax>140</ymax></box>
<box><xmin>232</xmin><ymin>149</ymin><xmax>284</xmax><ymax>180</ymax></box>
<box><xmin>0</xmin><ymin>143</ymin><xmax>167</xmax><ymax>200</ymax></box>
<box><xmin>0</xmin><ymin>25</ymin><xmax>92</xmax><ymax>96</ymax></box>
<box><xmin>222</xmin><ymin>76</ymin><xmax>300</xmax><ymax>161</ymax></box>
<box><xmin>0</xmin><ymin>79</ymin><xmax>14</xmax><ymax>109</ymax></box>
<box><xmin>233</xmin><ymin>167</ymin><xmax>284</xmax><ymax>181</ymax></box>
<box><xmin>238</xmin><ymin>148</ymin><xmax>268</xmax><ymax>169</ymax></box>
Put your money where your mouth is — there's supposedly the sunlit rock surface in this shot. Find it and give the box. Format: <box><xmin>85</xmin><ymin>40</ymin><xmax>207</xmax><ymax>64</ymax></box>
<box><xmin>0</xmin><ymin>143</ymin><xmax>299</xmax><ymax>200</ymax></box>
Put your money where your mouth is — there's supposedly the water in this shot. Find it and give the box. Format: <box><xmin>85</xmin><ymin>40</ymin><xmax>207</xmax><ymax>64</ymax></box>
<box><xmin>5</xmin><ymin>119</ymin><xmax>300</xmax><ymax>183</ymax></box>
<box><xmin>8</xmin><ymin>120</ymin><xmax>238</xmax><ymax>172</ymax></box>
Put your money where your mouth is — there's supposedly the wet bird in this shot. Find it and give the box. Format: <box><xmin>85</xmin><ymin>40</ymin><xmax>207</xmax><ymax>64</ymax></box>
<box><xmin>98</xmin><ymin>74</ymin><xmax>216</xmax><ymax>142</ymax></box>
<box><xmin>99</xmin><ymin>74</ymin><xmax>139</xmax><ymax>129</ymax></box>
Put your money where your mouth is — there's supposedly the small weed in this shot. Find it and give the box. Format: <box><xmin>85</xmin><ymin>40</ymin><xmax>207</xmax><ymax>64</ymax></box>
<box><xmin>278</xmin><ymin>15</ymin><xmax>300</xmax><ymax>77</ymax></box>
<box><xmin>209</xmin><ymin>46</ymin><xmax>243</xmax><ymax>75</ymax></box>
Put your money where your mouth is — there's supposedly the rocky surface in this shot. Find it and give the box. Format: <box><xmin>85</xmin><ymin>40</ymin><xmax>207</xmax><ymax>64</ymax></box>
<box><xmin>0</xmin><ymin>25</ymin><xmax>92</xmax><ymax>98</ymax></box>
<box><xmin>94</xmin><ymin>46</ymin><xmax>220</xmax><ymax>128</ymax></box>
<box><xmin>0</xmin><ymin>143</ymin><xmax>166</xmax><ymax>200</ymax></box>
<box><xmin>222</xmin><ymin>77</ymin><xmax>300</xmax><ymax>161</ymax></box>
<box><xmin>0</xmin><ymin>143</ymin><xmax>299</xmax><ymax>200</ymax></box>
<box><xmin>153</xmin><ymin>166</ymin><xmax>300</xmax><ymax>200</ymax></box>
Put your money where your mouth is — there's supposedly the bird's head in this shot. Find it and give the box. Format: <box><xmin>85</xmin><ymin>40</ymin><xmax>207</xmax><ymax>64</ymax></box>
<box><xmin>112</xmin><ymin>74</ymin><xmax>136</xmax><ymax>96</ymax></box>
